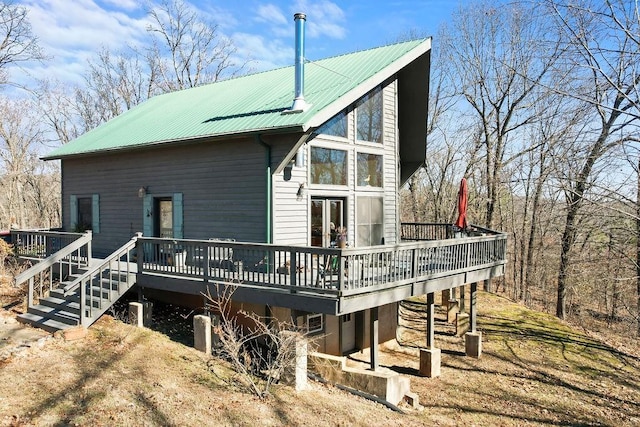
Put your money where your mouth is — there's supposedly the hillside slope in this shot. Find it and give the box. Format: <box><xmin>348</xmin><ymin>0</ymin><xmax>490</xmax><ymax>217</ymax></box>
<box><xmin>0</xmin><ymin>291</ymin><xmax>638</xmax><ymax>426</ymax></box>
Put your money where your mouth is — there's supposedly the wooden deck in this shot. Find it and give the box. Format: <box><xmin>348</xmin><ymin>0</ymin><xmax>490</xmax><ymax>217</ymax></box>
<box><xmin>134</xmin><ymin>226</ymin><xmax>506</xmax><ymax>315</ymax></box>
<box><xmin>10</xmin><ymin>224</ymin><xmax>507</xmax><ymax>318</ymax></box>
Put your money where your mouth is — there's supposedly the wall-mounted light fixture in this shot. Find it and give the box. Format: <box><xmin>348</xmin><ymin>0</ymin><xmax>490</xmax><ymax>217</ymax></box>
<box><xmin>138</xmin><ymin>186</ymin><xmax>148</xmax><ymax>198</ymax></box>
<box><xmin>296</xmin><ymin>182</ymin><xmax>306</xmax><ymax>201</ymax></box>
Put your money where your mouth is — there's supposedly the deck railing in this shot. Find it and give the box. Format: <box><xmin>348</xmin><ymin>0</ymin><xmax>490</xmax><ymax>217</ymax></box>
<box><xmin>400</xmin><ymin>222</ymin><xmax>501</xmax><ymax>241</ymax></box>
<box><xmin>400</xmin><ymin>223</ymin><xmax>454</xmax><ymax>240</ymax></box>
<box><xmin>137</xmin><ymin>229</ymin><xmax>507</xmax><ymax>297</ymax></box>
<box><xmin>13</xmin><ymin>224</ymin><xmax>507</xmax><ymax>307</ymax></box>
<box><xmin>10</xmin><ymin>229</ymin><xmax>89</xmax><ymax>260</ymax></box>
<box><xmin>13</xmin><ymin>231</ymin><xmax>93</xmax><ymax>307</ymax></box>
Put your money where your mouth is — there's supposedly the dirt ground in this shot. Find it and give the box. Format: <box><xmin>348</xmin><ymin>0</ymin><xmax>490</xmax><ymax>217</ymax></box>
<box><xmin>0</xmin><ymin>291</ymin><xmax>639</xmax><ymax>426</ymax></box>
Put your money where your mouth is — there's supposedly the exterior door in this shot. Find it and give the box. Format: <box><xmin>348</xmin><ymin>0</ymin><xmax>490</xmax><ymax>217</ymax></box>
<box><xmin>310</xmin><ymin>198</ymin><xmax>345</xmax><ymax>247</ymax></box>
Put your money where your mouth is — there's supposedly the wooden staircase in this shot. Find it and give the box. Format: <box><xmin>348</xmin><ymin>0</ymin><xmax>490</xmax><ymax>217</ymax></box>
<box><xmin>17</xmin><ymin>237</ymin><xmax>138</xmax><ymax>333</ymax></box>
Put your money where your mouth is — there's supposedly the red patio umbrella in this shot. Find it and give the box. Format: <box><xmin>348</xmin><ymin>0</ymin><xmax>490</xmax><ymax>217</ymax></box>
<box><xmin>454</xmin><ymin>178</ymin><xmax>468</xmax><ymax>230</ymax></box>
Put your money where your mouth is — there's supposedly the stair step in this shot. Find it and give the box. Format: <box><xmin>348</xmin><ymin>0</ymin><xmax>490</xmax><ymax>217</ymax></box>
<box><xmin>17</xmin><ymin>312</ymin><xmax>74</xmax><ymax>333</ymax></box>
<box><xmin>50</xmin><ymin>288</ymin><xmax>79</xmax><ymax>301</ymax></box>
<box><xmin>39</xmin><ymin>296</ymin><xmax>80</xmax><ymax>315</ymax></box>
<box><xmin>28</xmin><ymin>305</ymin><xmax>80</xmax><ymax>326</ymax></box>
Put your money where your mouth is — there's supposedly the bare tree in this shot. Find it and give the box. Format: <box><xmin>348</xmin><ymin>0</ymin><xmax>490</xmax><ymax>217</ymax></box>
<box><xmin>440</xmin><ymin>1</ymin><xmax>564</xmax><ymax>230</ymax></box>
<box><xmin>146</xmin><ymin>0</ymin><xmax>241</xmax><ymax>93</ymax></box>
<box><xmin>0</xmin><ymin>1</ymin><xmax>44</xmax><ymax>87</ymax></box>
<box><xmin>0</xmin><ymin>96</ymin><xmax>45</xmax><ymax>228</ymax></box>
<box><xmin>547</xmin><ymin>0</ymin><xmax>640</xmax><ymax>319</ymax></box>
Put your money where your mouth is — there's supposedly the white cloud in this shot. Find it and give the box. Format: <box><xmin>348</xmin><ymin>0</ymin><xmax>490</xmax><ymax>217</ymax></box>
<box><xmin>8</xmin><ymin>0</ymin><xmax>346</xmax><ymax>89</ymax></box>
<box><xmin>255</xmin><ymin>4</ymin><xmax>287</xmax><ymax>26</ymax></box>
<box><xmin>293</xmin><ymin>0</ymin><xmax>346</xmax><ymax>39</ymax></box>
<box><xmin>15</xmin><ymin>0</ymin><xmax>151</xmax><ymax>86</ymax></box>
<box><xmin>232</xmin><ymin>32</ymin><xmax>292</xmax><ymax>72</ymax></box>
<box><xmin>99</xmin><ymin>0</ymin><xmax>142</xmax><ymax>12</ymax></box>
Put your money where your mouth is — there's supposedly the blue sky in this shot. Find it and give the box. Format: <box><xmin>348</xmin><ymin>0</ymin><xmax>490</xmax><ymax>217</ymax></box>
<box><xmin>15</xmin><ymin>0</ymin><xmax>460</xmax><ymax>87</ymax></box>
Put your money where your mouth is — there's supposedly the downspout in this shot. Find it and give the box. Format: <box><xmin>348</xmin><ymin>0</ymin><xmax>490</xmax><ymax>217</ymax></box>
<box><xmin>256</xmin><ymin>135</ymin><xmax>272</xmax><ymax>244</ymax></box>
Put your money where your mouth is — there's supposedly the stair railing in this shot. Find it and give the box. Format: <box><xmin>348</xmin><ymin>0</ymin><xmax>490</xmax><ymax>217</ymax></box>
<box><xmin>14</xmin><ymin>231</ymin><xmax>93</xmax><ymax>308</ymax></box>
<box><xmin>62</xmin><ymin>235</ymin><xmax>139</xmax><ymax>327</ymax></box>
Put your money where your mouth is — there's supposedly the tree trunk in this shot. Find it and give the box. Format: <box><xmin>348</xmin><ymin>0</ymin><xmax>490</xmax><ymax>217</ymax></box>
<box><xmin>637</xmin><ymin>157</ymin><xmax>640</xmax><ymax>336</ymax></box>
<box><xmin>556</xmin><ymin>196</ymin><xmax>579</xmax><ymax>319</ymax></box>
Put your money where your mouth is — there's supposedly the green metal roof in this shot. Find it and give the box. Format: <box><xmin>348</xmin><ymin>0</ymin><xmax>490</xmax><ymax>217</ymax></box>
<box><xmin>44</xmin><ymin>38</ymin><xmax>431</xmax><ymax>160</ymax></box>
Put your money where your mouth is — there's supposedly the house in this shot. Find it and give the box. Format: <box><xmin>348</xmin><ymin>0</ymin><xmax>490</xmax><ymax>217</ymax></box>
<box><xmin>16</xmin><ymin>14</ymin><xmax>506</xmax><ymax>377</ymax></box>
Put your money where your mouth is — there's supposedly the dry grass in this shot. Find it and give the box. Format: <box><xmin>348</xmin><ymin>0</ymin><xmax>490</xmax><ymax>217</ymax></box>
<box><xmin>0</xmin><ymin>291</ymin><xmax>639</xmax><ymax>426</ymax></box>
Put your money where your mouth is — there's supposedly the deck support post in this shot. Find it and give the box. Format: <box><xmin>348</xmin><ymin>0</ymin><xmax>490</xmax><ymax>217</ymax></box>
<box><xmin>426</xmin><ymin>292</ymin><xmax>435</xmax><ymax>348</ymax></box>
<box><xmin>459</xmin><ymin>285</ymin><xmax>466</xmax><ymax>312</ymax></box>
<box><xmin>465</xmin><ymin>281</ymin><xmax>482</xmax><ymax>358</ymax></box>
<box><xmin>369</xmin><ymin>307</ymin><xmax>379</xmax><ymax>371</ymax></box>
<box><xmin>441</xmin><ymin>288</ymin><xmax>450</xmax><ymax>307</ymax></box>
<box><xmin>469</xmin><ymin>282</ymin><xmax>477</xmax><ymax>332</ymax></box>
<box><xmin>421</xmin><ymin>292</ymin><xmax>440</xmax><ymax>377</ymax></box>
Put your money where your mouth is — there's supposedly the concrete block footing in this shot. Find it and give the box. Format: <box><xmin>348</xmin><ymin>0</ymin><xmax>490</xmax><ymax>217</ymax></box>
<box><xmin>465</xmin><ymin>331</ymin><xmax>482</xmax><ymax>358</ymax></box>
<box><xmin>309</xmin><ymin>352</ymin><xmax>412</xmax><ymax>405</ymax></box>
<box><xmin>404</xmin><ymin>391</ymin><xmax>421</xmax><ymax>409</ymax></box>
<box><xmin>128</xmin><ymin>301</ymin><xmax>153</xmax><ymax>327</ymax></box>
<box><xmin>419</xmin><ymin>347</ymin><xmax>441</xmax><ymax>378</ymax></box>
<box><xmin>128</xmin><ymin>302</ymin><xmax>143</xmax><ymax>327</ymax></box>
<box><xmin>281</xmin><ymin>331</ymin><xmax>308</xmax><ymax>391</ymax></box>
<box><xmin>193</xmin><ymin>314</ymin><xmax>212</xmax><ymax>355</ymax></box>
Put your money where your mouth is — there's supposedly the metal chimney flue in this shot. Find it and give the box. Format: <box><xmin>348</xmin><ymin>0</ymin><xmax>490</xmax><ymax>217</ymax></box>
<box><xmin>286</xmin><ymin>12</ymin><xmax>311</xmax><ymax>113</ymax></box>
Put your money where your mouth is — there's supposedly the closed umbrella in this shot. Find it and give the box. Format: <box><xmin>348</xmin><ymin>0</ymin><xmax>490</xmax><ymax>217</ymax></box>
<box><xmin>454</xmin><ymin>178</ymin><xmax>468</xmax><ymax>231</ymax></box>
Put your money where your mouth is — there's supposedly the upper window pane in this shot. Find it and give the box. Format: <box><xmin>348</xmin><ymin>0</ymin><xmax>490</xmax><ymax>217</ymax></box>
<box><xmin>315</xmin><ymin>110</ymin><xmax>348</xmax><ymax>138</ymax></box>
<box><xmin>357</xmin><ymin>153</ymin><xmax>383</xmax><ymax>187</ymax></box>
<box><xmin>310</xmin><ymin>147</ymin><xmax>347</xmax><ymax>185</ymax></box>
<box><xmin>356</xmin><ymin>86</ymin><xmax>383</xmax><ymax>143</ymax></box>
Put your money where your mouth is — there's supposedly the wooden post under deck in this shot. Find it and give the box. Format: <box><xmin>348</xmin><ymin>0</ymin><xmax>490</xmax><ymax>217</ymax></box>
<box><xmin>426</xmin><ymin>292</ymin><xmax>435</xmax><ymax>348</ymax></box>
<box><xmin>370</xmin><ymin>307</ymin><xmax>379</xmax><ymax>370</ymax></box>
<box><xmin>469</xmin><ymin>282</ymin><xmax>478</xmax><ymax>332</ymax></box>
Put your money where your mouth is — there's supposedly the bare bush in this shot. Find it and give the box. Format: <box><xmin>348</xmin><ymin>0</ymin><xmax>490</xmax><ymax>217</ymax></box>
<box><xmin>204</xmin><ymin>284</ymin><xmax>311</xmax><ymax>398</ymax></box>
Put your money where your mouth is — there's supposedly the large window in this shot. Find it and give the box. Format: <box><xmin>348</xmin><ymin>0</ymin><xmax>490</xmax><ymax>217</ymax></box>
<box><xmin>356</xmin><ymin>86</ymin><xmax>383</xmax><ymax>143</ymax></box>
<box><xmin>357</xmin><ymin>196</ymin><xmax>384</xmax><ymax>246</ymax></box>
<box><xmin>357</xmin><ymin>153</ymin><xmax>383</xmax><ymax>187</ymax></box>
<box><xmin>310</xmin><ymin>147</ymin><xmax>348</xmax><ymax>185</ymax></box>
<box><xmin>314</xmin><ymin>109</ymin><xmax>348</xmax><ymax>138</ymax></box>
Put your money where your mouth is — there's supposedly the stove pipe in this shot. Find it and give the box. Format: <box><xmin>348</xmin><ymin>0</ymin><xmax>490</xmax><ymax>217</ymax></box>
<box><xmin>288</xmin><ymin>12</ymin><xmax>310</xmax><ymax>113</ymax></box>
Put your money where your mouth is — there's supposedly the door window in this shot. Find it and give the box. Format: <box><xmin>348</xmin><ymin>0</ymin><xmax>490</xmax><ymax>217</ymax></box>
<box><xmin>156</xmin><ymin>198</ymin><xmax>173</xmax><ymax>238</ymax></box>
<box><xmin>310</xmin><ymin>198</ymin><xmax>345</xmax><ymax>247</ymax></box>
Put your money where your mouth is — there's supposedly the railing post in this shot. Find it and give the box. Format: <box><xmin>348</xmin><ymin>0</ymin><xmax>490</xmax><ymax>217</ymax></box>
<box><xmin>204</xmin><ymin>241</ymin><xmax>210</xmax><ymax>283</ymax></box>
<box><xmin>136</xmin><ymin>233</ymin><xmax>143</xmax><ymax>275</ymax></box>
<box><xmin>290</xmin><ymin>250</ymin><xmax>297</xmax><ymax>288</ymax></box>
<box><xmin>338</xmin><ymin>251</ymin><xmax>345</xmax><ymax>291</ymax></box>
<box><xmin>80</xmin><ymin>277</ymin><xmax>86</xmax><ymax>327</ymax></box>
<box><xmin>86</xmin><ymin>230</ymin><xmax>92</xmax><ymax>266</ymax></box>
<box><xmin>27</xmin><ymin>278</ymin><xmax>34</xmax><ymax>308</ymax></box>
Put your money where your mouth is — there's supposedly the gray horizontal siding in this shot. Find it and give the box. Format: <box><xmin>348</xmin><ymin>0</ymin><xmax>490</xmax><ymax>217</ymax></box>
<box><xmin>63</xmin><ymin>137</ymin><xmax>272</xmax><ymax>256</ymax></box>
